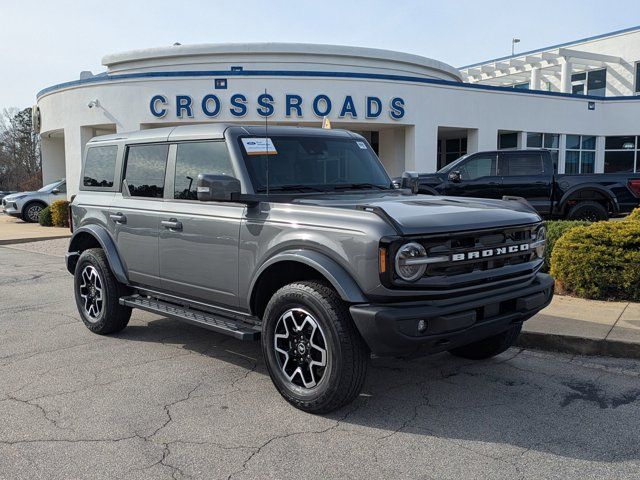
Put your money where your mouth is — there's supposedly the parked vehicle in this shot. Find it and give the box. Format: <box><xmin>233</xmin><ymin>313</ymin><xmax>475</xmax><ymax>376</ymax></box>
<box><xmin>414</xmin><ymin>150</ymin><xmax>640</xmax><ymax>221</ymax></box>
<box><xmin>65</xmin><ymin>125</ymin><xmax>553</xmax><ymax>413</ymax></box>
<box><xmin>1</xmin><ymin>180</ymin><xmax>67</xmax><ymax>222</ymax></box>
<box><xmin>0</xmin><ymin>191</ymin><xmax>17</xmax><ymax>201</ymax></box>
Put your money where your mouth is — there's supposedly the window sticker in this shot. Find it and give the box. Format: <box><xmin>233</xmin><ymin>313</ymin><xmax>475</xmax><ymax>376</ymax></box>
<box><xmin>356</xmin><ymin>141</ymin><xmax>368</xmax><ymax>149</ymax></box>
<box><xmin>241</xmin><ymin>138</ymin><xmax>278</xmax><ymax>155</ymax></box>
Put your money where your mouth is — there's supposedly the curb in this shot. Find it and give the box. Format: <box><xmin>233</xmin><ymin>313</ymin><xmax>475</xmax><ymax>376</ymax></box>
<box><xmin>518</xmin><ymin>331</ymin><xmax>640</xmax><ymax>360</ymax></box>
<box><xmin>0</xmin><ymin>235</ymin><xmax>71</xmax><ymax>246</ymax></box>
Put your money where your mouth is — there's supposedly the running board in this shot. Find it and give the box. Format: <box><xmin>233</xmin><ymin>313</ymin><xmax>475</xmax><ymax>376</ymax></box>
<box><xmin>119</xmin><ymin>295</ymin><xmax>260</xmax><ymax>341</ymax></box>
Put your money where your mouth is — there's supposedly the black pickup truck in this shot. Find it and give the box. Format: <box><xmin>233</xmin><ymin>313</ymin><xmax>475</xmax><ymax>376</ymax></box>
<box><xmin>415</xmin><ymin>149</ymin><xmax>640</xmax><ymax>221</ymax></box>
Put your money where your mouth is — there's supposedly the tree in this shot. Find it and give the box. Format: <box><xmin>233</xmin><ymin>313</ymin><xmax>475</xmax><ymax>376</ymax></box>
<box><xmin>0</xmin><ymin>107</ymin><xmax>42</xmax><ymax>191</ymax></box>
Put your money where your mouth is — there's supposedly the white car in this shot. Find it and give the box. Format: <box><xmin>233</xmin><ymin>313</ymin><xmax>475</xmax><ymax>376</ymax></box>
<box><xmin>1</xmin><ymin>180</ymin><xmax>67</xmax><ymax>223</ymax></box>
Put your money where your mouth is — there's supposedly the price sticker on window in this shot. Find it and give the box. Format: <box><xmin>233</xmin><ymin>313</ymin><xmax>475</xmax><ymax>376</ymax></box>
<box><xmin>242</xmin><ymin>138</ymin><xmax>278</xmax><ymax>155</ymax></box>
<box><xmin>356</xmin><ymin>141</ymin><xmax>368</xmax><ymax>149</ymax></box>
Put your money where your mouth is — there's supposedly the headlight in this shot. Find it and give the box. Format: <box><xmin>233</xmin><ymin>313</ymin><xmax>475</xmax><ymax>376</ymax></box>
<box><xmin>532</xmin><ymin>226</ymin><xmax>546</xmax><ymax>258</ymax></box>
<box><xmin>11</xmin><ymin>195</ymin><xmax>26</xmax><ymax>201</ymax></box>
<box><xmin>395</xmin><ymin>242</ymin><xmax>428</xmax><ymax>282</ymax></box>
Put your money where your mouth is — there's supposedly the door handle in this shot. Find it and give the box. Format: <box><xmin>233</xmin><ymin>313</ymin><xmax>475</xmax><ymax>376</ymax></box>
<box><xmin>161</xmin><ymin>219</ymin><xmax>183</xmax><ymax>231</ymax></box>
<box><xmin>109</xmin><ymin>212</ymin><xmax>127</xmax><ymax>224</ymax></box>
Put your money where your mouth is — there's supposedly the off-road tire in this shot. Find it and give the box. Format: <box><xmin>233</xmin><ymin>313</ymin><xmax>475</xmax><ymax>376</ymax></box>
<box><xmin>566</xmin><ymin>201</ymin><xmax>608</xmax><ymax>221</ymax></box>
<box><xmin>262</xmin><ymin>281</ymin><xmax>368</xmax><ymax>413</ymax></box>
<box><xmin>74</xmin><ymin>248</ymin><xmax>131</xmax><ymax>334</ymax></box>
<box><xmin>448</xmin><ymin>323</ymin><xmax>522</xmax><ymax>360</ymax></box>
<box><xmin>22</xmin><ymin>201</ymin><xmax>46</xmax><ymax>223</ymax></box>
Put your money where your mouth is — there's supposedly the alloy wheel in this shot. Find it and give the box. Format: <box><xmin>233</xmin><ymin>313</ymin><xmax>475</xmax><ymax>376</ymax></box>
<box><xmin>27</xmin><ymin>204</ymin><xmax>43</xmax><ymax>222</ymax></box>
<box><xmin>274</xmin><ymin>308</ymin><xmax>328</xmax><ymax>389</ymax></box>
<box><xmin>79</xmin><ymin>265</ymin><xmax>104</xmax><ymax>322</ymax></box>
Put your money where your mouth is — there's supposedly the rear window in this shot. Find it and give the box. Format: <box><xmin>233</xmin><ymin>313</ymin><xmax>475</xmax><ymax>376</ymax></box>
<box><xmin>124</xmin><ymin>144</ymin><xmax>169</xmax><ymax>198</ymax></box>
<box><xmin>83</xmin><ymin>146</ymin><xmax>118</xmax><ymax>188</ymax></box>
<box><xmin>503</xmin><ymin>153</ymin><xmax>543</xmax><ymax>176</ymax></box>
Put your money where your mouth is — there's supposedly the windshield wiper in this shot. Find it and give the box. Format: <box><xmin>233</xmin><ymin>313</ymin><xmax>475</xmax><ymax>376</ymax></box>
<box><xmin>332</xmin><ymin>183</ymin><xmax>390</xmax><ymax>191</ymax></box>
<box><xmin>256</xmin><ymin>184</ymin><xmax>327</xmax><ymax>193</ymax></box>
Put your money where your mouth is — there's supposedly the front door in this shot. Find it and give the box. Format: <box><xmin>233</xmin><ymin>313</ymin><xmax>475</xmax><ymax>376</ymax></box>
<box><xmin>159</xmin><ymin>141</ymin><xmax>243</xmax><ymax>307</ymax></box>
<box><xmin>444</xmin><ymin>152</ymin><xmax>501</xmax><ymax>198</ymax></box>
<box><xmin>110</xmin><ymin>143</ymin><xmax>169</xmax><ymax>288</ymax></box>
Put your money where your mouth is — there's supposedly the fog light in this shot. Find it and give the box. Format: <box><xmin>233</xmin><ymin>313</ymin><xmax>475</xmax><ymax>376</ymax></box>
<box><xmin>417</xmin><ymin>319</ymin><xmax>428</xmax><ymax>333</ymax></box>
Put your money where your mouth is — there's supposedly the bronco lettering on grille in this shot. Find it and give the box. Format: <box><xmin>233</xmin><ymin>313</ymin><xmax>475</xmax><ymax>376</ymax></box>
<box><xmin>451</xmin><ymin>243</ymin><xmax>530</xmax><ymax>262</ymax></box>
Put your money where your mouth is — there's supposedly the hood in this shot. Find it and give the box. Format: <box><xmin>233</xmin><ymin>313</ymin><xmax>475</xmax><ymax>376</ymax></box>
<box><xmin>3</xmin><ymin>191</ymin><xmax>34</xmax><ymax>201</ymax></box>
<box><xmin>296</xmin><ymin>193</ymin><xmax>541</xmax><ymax>235</ymax></box>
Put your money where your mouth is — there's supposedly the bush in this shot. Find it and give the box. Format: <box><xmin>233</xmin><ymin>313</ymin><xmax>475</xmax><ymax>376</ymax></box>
<box><xmin>550</xmin><ymin>219</ymin><xmax>640</xmax><ymax>301</ymax></box>
<box><xmin>50</xmin><ymin>200</ymin><xmax>70</xmax><ymax>228</ymax></box>
<box><xmin>542</xmin><ymin>220</ymin><xmax>591</xmax><ymax>272</ymax></box>
<box><xmin>38</xmin><ymin>206</ymin><xmax>52</xmax><ymax>227</ymax></box>
<box><xmin>628</xmin><ymin>207</ymin><xmax>640</xmax><ymax>221</ymax></box>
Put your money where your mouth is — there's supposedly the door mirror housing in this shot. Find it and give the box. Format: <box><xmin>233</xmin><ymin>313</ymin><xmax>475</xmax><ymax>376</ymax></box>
<box><xmin>51</xmin><ymin>188</ymin><xmax>60</xmax><ymax>194</ymax></box>
<box><xmin>401</xmin><ymin>171</ymin><xmax>420</xmax><ymax>194</ymax></box>
<box><xmin>197</xmin><ymin>174</ymin><xmax>241</xmax><ymax>202</ymax></box>
<box><xmin>448</xmin><ymin>170</ymin><xmax>462</xmax><ymax>183</ymax></box>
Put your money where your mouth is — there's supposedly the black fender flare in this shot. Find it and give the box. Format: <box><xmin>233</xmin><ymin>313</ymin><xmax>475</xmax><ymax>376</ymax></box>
<box><xmin>67</xmin><ymin>225</ymin><xmax>128</xmax><ymax>284</ymax></box>
<box><xmin>248</xmin><ymin>249</ymin><xmax>368</xmax><ymax>307</ymax></box>
<box><xmin>418</xmin><ymin>185</ymin><xmax>438</xmax><ymax>195</ymax></box>
<box><xmin>557</xmin><ymin>183</ymin><xmax>619</xmax><ymax>215</ymax></box>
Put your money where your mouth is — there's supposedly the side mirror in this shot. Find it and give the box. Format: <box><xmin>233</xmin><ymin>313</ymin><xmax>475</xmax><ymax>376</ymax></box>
<box><xmin>51</xmin><ymin>188</ymin><xmax>60</xmax><ymax>194</ymax></box>
<box><xmin>401</xmin><ymin>171</ymin><xmax>419</xmax><ymax>194</ymax></box>
<box><xmin>448</xmin><ymin>171</ymin><xmax>462</xmax><ymax>183</ymax></box>
<box><xmin>197</xmin><ymin>174</ymin><xmax>241</xmax><ymax>202</ymax></box>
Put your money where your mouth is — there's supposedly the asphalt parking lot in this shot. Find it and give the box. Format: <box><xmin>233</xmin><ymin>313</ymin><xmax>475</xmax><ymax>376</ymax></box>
<box><xmin>1</xmin><ymin>242</ymin><xmax>639</xmax><ymax>480</ymax></box>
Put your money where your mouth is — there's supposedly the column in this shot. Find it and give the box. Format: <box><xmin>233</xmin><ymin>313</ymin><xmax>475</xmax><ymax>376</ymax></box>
<box><xmin>560</xmin><ymin>58</ymin><xmax>573</xmax><ymax>93</ymax></box>
<box><xmin>40</xmin><ymin>134</ymin><xmax>66</xmax><ymax>185</ymax></box>
<box><xmin>404</xmin><ymin>124</ymin><xmax>438</xmax><ymax>173</ymax></box>
<box><xmin>557</xmin><ymin>134</ymin><xmax>567</xmax><ymax>174</ymax></box>
<box><xmin>63</xmin><ymin>126</ymin><xmax>93</xmax><ymax>197</ymax></box>
<box><xmin>530</xmin><ymin>67</ymin><xmax>541</xmax><ymax>90</ymax></box>
<box><xmin>467</xmin><ymin>128</ymin><xmax>497</xmax><ymax>153</ymax></box>
<box><xmin>595</xmin><ymin>136</ymin><xmax>606</xmax><ymax>173</ymax></box>
<box><xmin>517</xmin><ymin>131</ymin><xmax>527</xmax><ymax>149</ymax></box>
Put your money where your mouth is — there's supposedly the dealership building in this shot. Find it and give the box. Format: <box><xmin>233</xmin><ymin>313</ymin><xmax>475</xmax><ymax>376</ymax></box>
<box><xmin>36</xmin><ymin>25</ymin><xmax>640</xmax><ymax>194</ymax></box>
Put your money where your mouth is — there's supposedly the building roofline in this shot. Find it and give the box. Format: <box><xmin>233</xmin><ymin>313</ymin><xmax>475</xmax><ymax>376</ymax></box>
<box><xmin>459</xmin><ymin>24</ymin><xmax>640</xmax><ymax>69</ymax></box>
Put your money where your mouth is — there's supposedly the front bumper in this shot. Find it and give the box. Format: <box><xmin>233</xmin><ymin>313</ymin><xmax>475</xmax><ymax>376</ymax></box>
<box><xmin>2</xmin><ymin>202</ymin><xmax>20</xmax><ymax>216</ymax></box>
<box><xmin>350</xmin><ymin>273</ymin><xmax>554</xmax><ymax>357</ymax></box>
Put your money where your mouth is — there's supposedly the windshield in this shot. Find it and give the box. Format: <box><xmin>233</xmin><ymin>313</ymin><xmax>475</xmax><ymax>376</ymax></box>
<box><xmin>239</xmin><ymin>136</ymin><xmax>392</xmax><ymax>193</ymax></box>
<box><xmin>37</xmin><ymin>180</ymin><xmax>63</xmax><ymax>192</ymax></box>
<box><xmin>437</xmin><ymin>153</ymin><xmax>471</xmax><ymax>174</ymax></box>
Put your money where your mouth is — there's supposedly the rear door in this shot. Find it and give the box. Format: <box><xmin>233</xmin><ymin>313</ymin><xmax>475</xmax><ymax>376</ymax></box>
<box><xmin>159</xmin><ymin>141</ymin><xmax>244</xmax><ymax>307</ymax></box>
<box><xmin>110</xmin><ymin>143</ymin><xmax>169</xmax><ymax>288</ymax></box>
<box><xmin>444</xmin><ymin>152</ymin><xmax>501</xmax><ymax>198</ymax></box>
<box><xmin>499</xmin><ymin>151</ymin><xmax>552</xmax><ymax>215</ymax></box>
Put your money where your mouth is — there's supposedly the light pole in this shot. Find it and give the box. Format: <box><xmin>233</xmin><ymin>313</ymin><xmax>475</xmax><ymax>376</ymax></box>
<box><xmin>512</xmin><ymin>38</ymin><xmax>521</xmax><ymax>56</ymax></box>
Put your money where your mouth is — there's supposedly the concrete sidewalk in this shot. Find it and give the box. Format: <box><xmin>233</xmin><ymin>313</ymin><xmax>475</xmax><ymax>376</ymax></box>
<box><xmin>0</xmin><ymin>213</ymin><xmax>71</xmax><ymax>245</ymax></box>
<box><xmin>520</xmin><ymin>295</ymin><xmax>640</xmax><ymax>359</ymax></box>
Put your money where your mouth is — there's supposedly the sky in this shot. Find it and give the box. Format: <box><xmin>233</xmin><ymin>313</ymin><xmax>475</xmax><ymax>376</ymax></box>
<box><xmin>1</xmin><ymin>0</ymin><xmax>638</xmax><ymax>111</ymax></box>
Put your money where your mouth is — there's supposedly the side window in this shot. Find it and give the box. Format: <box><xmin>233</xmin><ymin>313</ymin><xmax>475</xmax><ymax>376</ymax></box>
<box><xmin>174</xmin><ymin>142</ymin><xmax>234</xmax><ymax>200</ymax></box>
<box><xmin>57</xmin><ymin>182</ymin><xmax>67</xmax><ymax>193</ymax></box>
<box><xmin>503</xmin><ymin>154</ymin><xmax>543</xmax><ymax>176</ymax></box>
<box><xmin>460</xmin><ymin>154</ymin><xmax>497</xmax><ymax>180</ymax></box>
<box><xmin>124</xmin><ymin>144</ymin><xmax>169</xmax><ymax>198</ymax></box>
<box><xmin>83</xmin><ymin>146</ymin><xmax>118</xmax><ymax>188</ymax></box>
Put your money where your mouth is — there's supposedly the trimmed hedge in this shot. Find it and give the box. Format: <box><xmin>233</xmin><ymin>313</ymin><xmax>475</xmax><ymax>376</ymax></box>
<box><xmin>551</xmin><ymin>218</ymin><xmax>640</xmax><ymax>301</ymax></box>
<box><xmin>542</xmin><ymin>220</ymin><xmax>590</xmax><ymax>272</ymax></box>
<box><xmin>628</xmin><ymin>207</ymin><xmax>640</xmax><ymax>221</ymax></box>
<box><xmin>38</xmin><ymin>206</ymin><xmax>52</xmax><ymax>227</ymax></box>
<box><xmin>50</xmin><ymin>200</ymin><xmax>70</xmax><ymax>228</ymax></box>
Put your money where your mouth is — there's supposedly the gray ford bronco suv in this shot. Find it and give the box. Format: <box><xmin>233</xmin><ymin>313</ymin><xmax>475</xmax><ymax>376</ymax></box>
<box><xmin>66</xmin><ymin>124</ymin><xmax>553</xmax><ymax>413</ymax></box>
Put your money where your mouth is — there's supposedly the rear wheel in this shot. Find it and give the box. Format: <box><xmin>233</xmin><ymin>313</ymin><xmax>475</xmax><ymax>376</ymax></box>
<box><xmin>448</xmin><ymin>323</ymin><xmax>522</xmax><ymax>360</ymax></box>
<box><xmin>262</xmin><ymin>281</ymin><xmax>368</xmax><ymax>413</ymax></box>
<box><xmin>74</xmin><ymin>248</ymin><xmax>131</xmax><ymax>334</ymax></box>
<box><xmin>566</xmin><ymin>201</ymin><xmax>608</xmax><ymax>221</ymax></box>
<box><xmin>22</xmin><ymin>201</ymin><xmax>45</xmax><ymax>223</ymax></box>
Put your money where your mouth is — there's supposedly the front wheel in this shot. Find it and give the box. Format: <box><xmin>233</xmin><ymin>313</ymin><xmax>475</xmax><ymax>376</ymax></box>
<box><xmin>262</xmin><ymin>281</ymin><xmax>368</xmax><ymax>413</ymax></box>
<box><xmin>448</xmin><ymin>323</ymin><xmax>522</xmax><ymax>360</ymax></box>
<box><xmin>22</xmin><ymin>202</ymin><xmax>45</xmax><ymax>223</ymax></box>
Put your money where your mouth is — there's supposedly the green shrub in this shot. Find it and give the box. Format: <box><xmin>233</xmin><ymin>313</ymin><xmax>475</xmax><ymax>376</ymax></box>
<box><xmin>628</xmin><ymin>207</ymin><xmax>640</xmax><ymax>221</ymax></box>
<box><xmin>550</xmin><ymin>220</ymin><xmax>640</xmax><ymax>301</ymax></box>
<box><xmin>50</xmin><ymin>200</ymin><xmax>70</xmax><ymax>228</ymax></box>
<box><xmin>542</xmin><ymin>220</ymin><xmax>590</xmax><ymax>272</ymax></box>
<box><xmin>38</xmin><ymin>206</ymin><xmax>52</xmax><ymax>227</ymax></box>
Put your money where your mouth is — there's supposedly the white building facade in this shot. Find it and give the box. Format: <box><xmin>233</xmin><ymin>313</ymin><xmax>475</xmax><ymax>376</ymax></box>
<box><xmin>36</xmin><ymin>27</ymin><xmax>640</xmax><ymax>195</ymax></box>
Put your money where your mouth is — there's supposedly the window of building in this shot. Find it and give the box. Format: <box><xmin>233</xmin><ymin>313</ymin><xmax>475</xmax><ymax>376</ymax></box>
<box><xmin>174</xmin><ymin>142</ymin><xmax>234</xmax><ymax>200</ymax></box>
<box><xmin>460</xmin><ymin>154</ymin><xmax>497</xmax><ymax>180</ymax></box>
<box><xmin>604</xmin><ymin>136</ymin><xmax>638</xmax><ymax>173</ymax></box>
<box><xmin>498</xmin><ymin>132</ymin><xmax>518</xmax><ymax>150</ymax></box>
<box><xmin>565</xmin><ymin>135</ymin><xmax>596</xmax><ymax>174</ymax></box>
<box><xmin>571</xmin><ymin>68</ymin><xmax>607</xmax><ymax>97</ymax></box>
<box><xmin>635</xmin><ymin>61</ymin><xmax>640</xmax><ymax>93</ymax></box>
<box><xmin>124</xmin><ymin>144</ymin><xmax>169</xmax><ymax>198</ymax></box>
<box><xmin>445</xmin><ymin>138</ymin><xmax>467</xmax><ymax>165</ymax></box>
<box><xmin>526</xmin><ymin>132</ymin><xmax>559</xmax><ymax>169</ymax></box>
<box><xmin>83</xmin><ymin>146</ymin><xmax>118</xmax><ymax>188</ymax></box>
<box><xmin>513</xmin><ymin>82</ymin><xmax>529</xmax><ymax>90</ymax></box>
